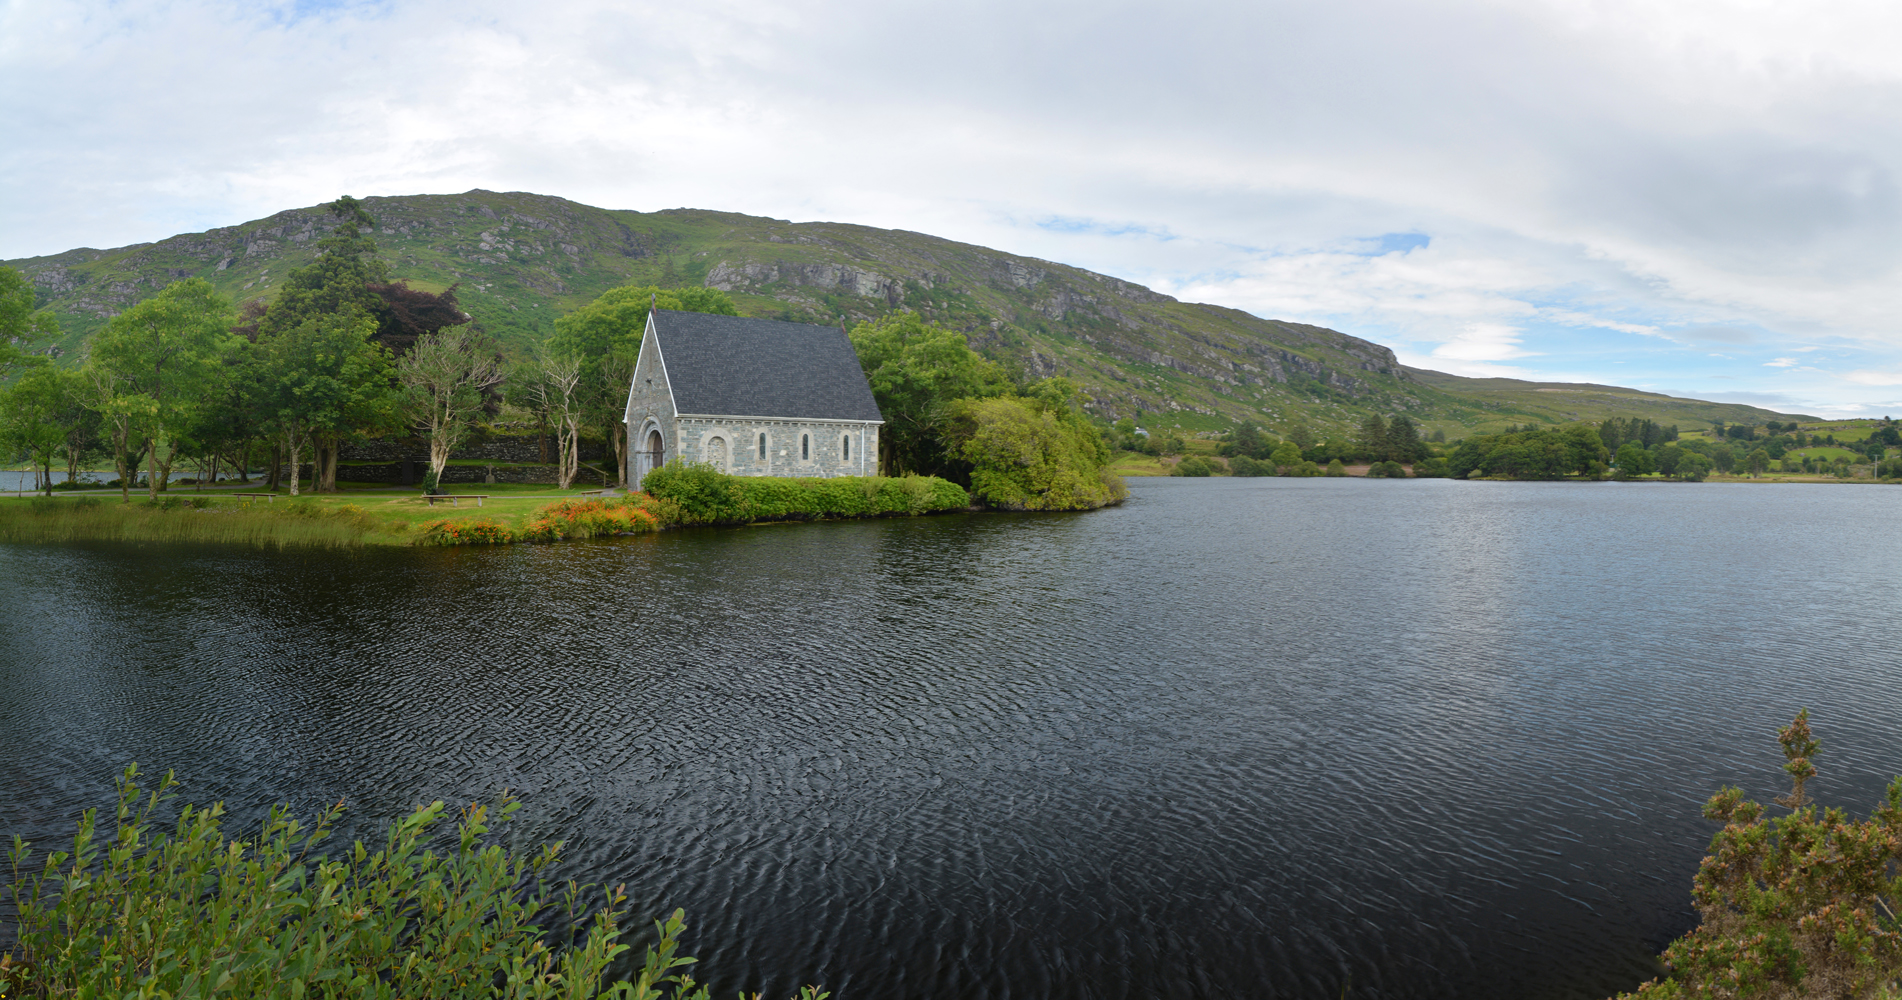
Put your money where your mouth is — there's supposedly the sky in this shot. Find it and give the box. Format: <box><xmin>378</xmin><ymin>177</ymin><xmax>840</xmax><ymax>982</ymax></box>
<box><xmin>6</xmin><ymin>0</ymin><xmax>1902</xmax><ymax>417</ymax></box>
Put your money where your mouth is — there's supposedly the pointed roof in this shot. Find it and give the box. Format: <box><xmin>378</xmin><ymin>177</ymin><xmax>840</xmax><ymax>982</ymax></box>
<box><xmin>649</xmin><ymin>309</ymin><xmax>884</xmax><ymax>422</ymax></box>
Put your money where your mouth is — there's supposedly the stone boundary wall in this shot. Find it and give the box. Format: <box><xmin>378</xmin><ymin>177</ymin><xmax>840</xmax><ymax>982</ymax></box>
<box><xmin>339</xmin><ymin>437</ymin><xmax>606</xmax><ymax>463</ymax></box>
<box><xmin>277</xmin><ymin>463</ymin><xmax>615</xmax><ymax>486</ymax></box>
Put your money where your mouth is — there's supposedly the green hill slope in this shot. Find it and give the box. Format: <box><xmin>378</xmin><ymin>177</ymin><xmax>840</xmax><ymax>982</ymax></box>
<box><xmin>5</xmin><ymin>189</ymin><xmax>1812</xmax><ymax>436</ymax></box>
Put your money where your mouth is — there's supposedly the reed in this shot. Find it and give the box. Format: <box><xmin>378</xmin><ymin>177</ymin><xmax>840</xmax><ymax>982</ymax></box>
<box><xmin>0</xmin><ymin>497</ymin><xmax>383</xmax><ymax>549</ymax></box>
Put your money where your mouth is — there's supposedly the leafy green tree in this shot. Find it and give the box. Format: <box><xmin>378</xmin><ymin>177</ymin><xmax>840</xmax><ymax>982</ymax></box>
<box><xmin>1710</xmin><ymin>442</ymin><xmax>1735</xmax><ymax>473</ymax></box>
<box><xmin>1615</xmin><ymin>441</ymin><xmax>1655</xmax><ymax>478</ymax></box>
<box><xmin>1224</xmin><ymin>421</ymin><xmax>1274</xmax><ymax>460</ymax></box>
<box><xmin>1</xmin><ymin>365</ymin><xmax>72</xmax><ymax>493</ymax></box>
<box><xmin>1269</xmin><ymin>440</ymin><xmax>1303</xmax><ymax>473</ymax></box>
<box><xmin>1675</xmin><ymin>453</ymin><xmax>1713</xmax><ymax>482</ymax></box>
<box><xmin>1287</xmin><ymin>423</ymin><xmax>1316</xmax><ymax>450</ymax></box>
<box><xmin>397</xmin><ymin>327</ymin><xmax>507</xmax><ymax>488</ymax></box>
<box><xmin>250</xmin><ymin>313</ymin><xmax>390</xmax><ymax>496</ymax></box>
<box><xmin>1324</xmin><ymin>458</ymin><xmax>1347</xmax><ymax>477</ymax></box>
<box><xmin>1411</xmin><ymin>456</ymin><xmax>1450</xmax><ymax>478</ymax></box>
<box><xmin>1654</xmin><ymin>444</ymin><xmax>1683</xmax><ymax>477</ymax></box>
<box><xmin>88</xmin><ymin>279</ymin><xmax>233</xmax><ymax>499</ymax></box>
<box><xmin>1229</xmin><ymin>455</ymin><xmax>1271</xmax><ymax>477</ymax></box>
<box><xmin>1365</xmin><ymin>460</ymin><xmax>1407</xmax><ymax>478</ymax></box>
<box><xmin>551</xmin><ymin>284</ymin><xmax>737</xmax><ymax>483</ymax></box>
<box><xmin>1747</xmin><ymin>447</ymin><xmax>1771</xmax><ymax>477</ymax></box>
<box><xmin>0</xmin><ymin>266</ymin><xmax>58</xmax><ymax>378</ymax></box>
<box><xmin>1447</xmin><ymin>425</ymin><xmax>1609</xmax><ymax>480</ymax></box>
<box><xmin>1385</xmin><ymin>415</ymin><xmax>1429</xmax><ymax>462</ymax></box>
<box><xmin>950</xmin><ymin>385</ymin><xmax>1125</xmax><ymax>510</ymax></box>
<box><xmin>851</xmin><ymin>313</ymin><xmax>1014</xmax><ymax>478</ymax></box>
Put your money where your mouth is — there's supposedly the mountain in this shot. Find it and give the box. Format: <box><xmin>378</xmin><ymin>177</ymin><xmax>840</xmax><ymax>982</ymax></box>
<box><xmin>4</xmin><ymin>190</ymin><xmax>1814</xmax><ymax>436</ymax></box>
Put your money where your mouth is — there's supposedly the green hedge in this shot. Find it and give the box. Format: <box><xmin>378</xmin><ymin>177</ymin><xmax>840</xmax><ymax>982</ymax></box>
<box><xmin>640</xmin><ymin>463</ymin><xmax>970</xmax><ymax>525</ymax></box>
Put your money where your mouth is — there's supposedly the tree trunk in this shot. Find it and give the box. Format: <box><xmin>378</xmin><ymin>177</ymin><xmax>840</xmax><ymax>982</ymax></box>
<box><xmin>285</xmin><ymin>432</ymin><xmax>302</xmax><ymax>497</ymax></box>
<box><xmin>267</xmin><ymin>442</ymin><xmax>281</xmax><ymax>491</ymax></box>
<box><xmin>155</xmin><ymin>439</ymin><xmax>175</xmax><ymax>493</ymax></box>
<box><xmin>429</xmin><ymin>429</ymin><xmax>452</xmax><ymax>485</ymax></box>
<box><xmin>146</xmin><ymin>436</ymin><xmax>161</xmax><ymax>500</ymax></box>
<box><xmin>612</xmin><ymin>420</ymin><xmax>627</xmax><ymax>487</ymax></box>
<box><xmin>234</xmin><ymin>439</ymin><xmax>251</xmax><ymax>484</ymax></box>
<box><xmin>315</xmin><ymin>436</ymin><xmax>339</xmax><ymax>493</ymax></box>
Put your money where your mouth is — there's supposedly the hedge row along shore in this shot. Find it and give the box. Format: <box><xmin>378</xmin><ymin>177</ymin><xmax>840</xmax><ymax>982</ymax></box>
<box><xmin>0</xmin><ymin>471</ymin><xmax>972</xmax><ymax>549</ymax></box>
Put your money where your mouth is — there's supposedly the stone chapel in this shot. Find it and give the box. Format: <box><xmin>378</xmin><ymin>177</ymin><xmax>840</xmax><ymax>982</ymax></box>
<box><xmin>624</xmin><ymin>309</ymin><xmax>886</xmax><ymax>488</ymax></box>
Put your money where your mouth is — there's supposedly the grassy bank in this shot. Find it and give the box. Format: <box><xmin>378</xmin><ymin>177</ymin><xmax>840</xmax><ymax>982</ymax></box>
<box><xmin>0</xmin><ymin>472</ymin><xmax>972</xmax><ymax>549</ymax></box>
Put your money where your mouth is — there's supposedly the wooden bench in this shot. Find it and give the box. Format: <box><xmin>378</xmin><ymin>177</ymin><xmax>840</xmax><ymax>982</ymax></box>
<box><xmin>231</xmin><ymin>493</ymin><xmax>277</xmax><ymax>503</ymax></box>
<box><xmin>422</xmin><ymin>494</ymin><xmax>489</xmax><ymax>508</ymax></box>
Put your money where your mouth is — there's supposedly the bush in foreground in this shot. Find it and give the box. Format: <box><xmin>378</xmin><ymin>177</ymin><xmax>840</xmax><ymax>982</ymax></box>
<box><xmin>1614</xmin><ymin>711</ymin><xmax>1902</xmax><ymax>999</ymax></box>
<box><xmin>0</xmin><ymin>766</ymin><xmax>825</xmax><ymax>1000</ymax></box>
<box><xmin>641</xmin><ymin>463</ymin><xmax>969</xmax><ymax>525</ymax></box>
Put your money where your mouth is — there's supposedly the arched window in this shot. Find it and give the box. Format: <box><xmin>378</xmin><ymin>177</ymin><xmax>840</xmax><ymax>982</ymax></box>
<box><xmin>801</xmin><ymin>434</ymin><xmax>810</xmax><ymax>460</ymax></box>
<box><xmin>842</xmin><ymin>434</ymin><xmax>850</xmax><ymax>461</ymax></box>
<box><xmin>758</xmin><ymin>433</ymin><xmax>767</xmax><ymax>460</ymax></box>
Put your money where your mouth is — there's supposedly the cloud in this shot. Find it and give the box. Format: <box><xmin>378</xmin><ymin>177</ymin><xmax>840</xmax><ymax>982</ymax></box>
<box><xmin>11</xmin><ymin>0</ymin><xmax>1902</xmax><ymax>407</ymax></box>
<box><xmin>1764</xmin><ymin>357</ymin><xmax>1798</xmax><ymax>367</ymax></box>
<box><xmin>1843</xmin><ymin>370</ymin><xmax>1902</xmax><ymax>386</ymax></box>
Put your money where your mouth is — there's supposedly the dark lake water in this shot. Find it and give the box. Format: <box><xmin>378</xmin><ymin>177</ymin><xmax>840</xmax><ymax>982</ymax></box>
<box><xmin>5</xmin><ymin>477</ymin><xmax>1902</xmax><ymax>999</ymax></box>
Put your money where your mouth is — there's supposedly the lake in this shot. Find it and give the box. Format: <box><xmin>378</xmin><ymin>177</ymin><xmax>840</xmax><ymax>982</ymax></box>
<box><xmin>4</xmin><ymin>477</ymin><xmax>1901</xmax><ymax>999</ymax></box>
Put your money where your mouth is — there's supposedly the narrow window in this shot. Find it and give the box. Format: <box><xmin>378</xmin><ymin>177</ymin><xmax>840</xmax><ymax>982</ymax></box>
<box><xmin>801</xmin><ymin>434</ymin><xmax>810</xmax><ymax>460</ymax></box>
<box><xmin>758</xmin><ymin>433</ymin><xmax>766</xmax><ymax>460</ymax></box>
<box><xmin>842</xmin><ymin>435</ymin><xmax>850</xmax><ymax>461</ymax></box>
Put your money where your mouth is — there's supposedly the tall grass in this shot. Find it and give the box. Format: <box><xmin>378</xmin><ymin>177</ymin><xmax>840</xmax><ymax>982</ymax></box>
<box><xmin>0</xmin><ymin>498</ymin><xmax>382</xmax><ymax>549</ymax></box>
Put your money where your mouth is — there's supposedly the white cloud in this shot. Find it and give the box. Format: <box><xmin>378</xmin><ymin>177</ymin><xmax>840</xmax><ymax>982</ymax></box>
<box><xmin>1764</xmin><ymin>357</ymin><xmax>1799</xmax><ymax>367</ymax></box>
<box><xmin>1843</xmin><ymin>370</ymin><xmax>1902</xmax><ymax>386</ymax></box>
<box><xmin>10</xmin><ymin>0</ymin><xmax>1902</xmax><ymax>404</ymax></box>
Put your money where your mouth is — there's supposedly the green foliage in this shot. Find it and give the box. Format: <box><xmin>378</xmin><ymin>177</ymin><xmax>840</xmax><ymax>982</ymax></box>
<box><xmin>1229</xmin><ymin>455</ymin><xmax>1272</xmax><ymax>477</ymax></box>
<box><xmin>0</xmin><ymin>265</ymin><xmax>58</xmax><ymax>378</ymax></box>
<box><xmin>0</xmin><ymin>765</ymin><xmax>823</xmax><ymax>1000</ymax></box>
<box><xmin>640</xmin><ymin>462</ymin><xmax>969</xmax><ymax>524</ymax></box>
<box><xmin>1747</xmin><ymin>447</ymin><xmax>1773</xmax><ymax>476</ymax></box>
<box><xmin>551</xmin><ymin>285</ymin><xmax>737</xmax><ymax>364</ymax></box>
<box><xmin>1676</xmin><ymin>453</ymin><xmax>1714</xmax><ymax>482</ymax></box>
<box><xmin>1412</xmin><ymin>456</ymin><xmax>1450</xmax><ymax>478</ymax></box>
<box><xmin>1365</xmin><ymin>460</ymin><xmax>1408</xmax><ymax>478</ymax></box>
<box><xmin>950</xmin><ymin>391</ymin><xmax>1127</xmax><ymax>510</ymax></box>
<box><xmin>1613</xmin><ymin>711</ymin><xmax>1902</xmax><ymax>1000</ymax></box>
<box><xmin>1325</xmin><ymin>458</ymin><xmax>1347</xmax><ymax>477</ymax></box>
<box><xmin>1615</xmin><ymin>441</ymin><xmax>1657</xmax><ymax>479</ymax></box>
<box><xmin>1269</xmin><ymin>441</ymin><xmax>1303</xmax><ymax>471</ymax></box>
<box><xmin>255</xmin><ymin>197</ymin><xmax>391</xmax><ymax>340</ymax></box>
<box><xmin>1447</xmin><ymin>425</ymin><xmax>1611</xmax><ymax>480</ymax></box>
<box><xmin>849</xmin><ymin>312</ymin><xmax>1014</xmax><ymax>478</ymax></box>
<box><xmin>1173</xmin><ymin>456</ymin><xmax>1215</xmax><ymax>477</ymax></box>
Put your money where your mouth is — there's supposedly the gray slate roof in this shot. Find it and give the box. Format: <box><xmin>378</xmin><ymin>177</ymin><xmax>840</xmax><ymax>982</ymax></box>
<box><xmin>653</xmin><ymin>310</ymin><xmax>884</xmax><ymax>422</ymax></box>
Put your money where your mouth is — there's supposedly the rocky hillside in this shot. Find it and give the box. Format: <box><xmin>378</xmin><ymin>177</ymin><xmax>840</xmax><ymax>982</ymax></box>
<box><xmin>5</xmin><ymin>190</ymin><xmax>1811</xmax><ymax>436</ymax></box>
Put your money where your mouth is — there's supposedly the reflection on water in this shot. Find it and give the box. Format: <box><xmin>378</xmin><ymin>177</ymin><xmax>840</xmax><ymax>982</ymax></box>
<box><xmin>5</xmin><ymin>478</ymin><xmax>1902</xmax><ymax>999</ymax></box>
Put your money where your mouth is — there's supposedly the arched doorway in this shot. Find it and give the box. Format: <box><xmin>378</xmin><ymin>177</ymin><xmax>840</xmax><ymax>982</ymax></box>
<box><xmin>707</xmin><ymin>436</ymin><xmax>728</xmax><ymax>471</ymax></box>
<box><xmin>638</xmin><ymin>428</ymin><xmax>664</xmax><ymax>484</ymax></box>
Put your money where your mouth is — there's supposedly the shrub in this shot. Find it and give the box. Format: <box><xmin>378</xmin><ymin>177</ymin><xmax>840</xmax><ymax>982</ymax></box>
<box><xmin>1325</xmin><ymin>459</ymin><xmax>1347</xmax><ymax>477</ymax></box>
<box><xmin>1614</xmin><ymin>711</ymin><xmax>1902</xmax><ymax>1000</ymax></box>
<box><xmin>0</xmin><ymin>765</ymin><xmax>826</xmax><ymax>1000</ymax></box>
<box><xmin>1412</xmin><ymin>457</ymin><xmax>1451</xmax><ymax>478</ymax></box>
<box><xmin>1291</xmin><ymin>460</ymin><xmax>1323</xmax><ymax>477</ymax></box>
<box><xmin>1365</xmin><ymin>460</ymin><xmax>1408</xmax><ymax>478</ymax></box>
<box><xmin>951</xmin><ymin>395</ymin><xmax>1126</xmax><ymax>510</ymax></box>
<box><xmin>1173</xmin><ymin>456</ymin><xmax>1215</xmax><ymax>477</ymax></box>
<box><xmin>641</xmin><ymin>463</ymin><xmax>968</xmax><ymax>524</ymax></box>
<box><xmin>1229</xmin><ymin>455</ymin><xmax>1272</xmax><ymax>477</ymax></box>
<box><xmin>520</xmin><ymin>496</ymin><xmax>666</xmax><ymax>542</ymax></box>
<box><xmin>418</xmin><ymin>517</ymin><xmax>514</xmax><ymax>545</ymax></box>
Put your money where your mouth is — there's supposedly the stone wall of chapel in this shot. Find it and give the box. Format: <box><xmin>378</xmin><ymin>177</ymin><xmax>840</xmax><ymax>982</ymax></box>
<box><xmin>625</xmin><ymin>337</ymin><xmax>677</xmax><ymax>485</ymax></box>
<box><xmin>674</xmin><ymin>418</ymin><xmax>880</xmax><ymax>478</ymax></box>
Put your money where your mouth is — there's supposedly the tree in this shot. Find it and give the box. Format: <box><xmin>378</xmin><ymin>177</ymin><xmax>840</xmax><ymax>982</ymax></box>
<box><xmin>949</xmin><ymin>381</ymin><xmax>1125</xmax><ymax>510</ymax></box>
<box><xmin>397</xmin><ymin>327</ymin><xmax>507</xmax><ymax>490</ymax></box>
<box><xmin>850</xmin><ymin>312</ymin><xmax>1014</xmax><ymax>478</ymax></box>
<box><xmin>1355</xmin><ymin>414</ymin><xmax>1388</xmax><ymax>462</ymax></box>
<box><xmin>1269</xmin><ymin>440</ymin><xmax>1303</xmax><ymax>474</ymax></box>
<box><xmin>526</xmin><ymin>349</ymin><xmax>584</xmax><ymax>489</ymax></box>
<box><xmin>1</xmin><ymin>366</ymin><xmax>72</xmax><ymax>494</ymax></box>
<box><xmin>1325</xmin><ymin>458</ymin><xmax>1347</xmax><ymax>477</ymax></box>
<box><xmin>1615</xmin><ymin>441</ymin><xmax>1655</xmax><ymax>478</ymax></box>
<box><xmin>1710</xmin><ymin>442</ymin><xmax>1735</xmax><ymax>473</ymax></box>
<box><xmin>88</xmin><ymin>279</ymin><xmax>233</xmax><ymax>499</ymax></box>
<box><xmin>0</xmin><ymin>266</ymin><xmax>58</xmax><ymax>378</ymax></box>
<box><xmin>1386</xmin><ymin>415</ymin><xmax>1429</xmax><ymax>462</ymax></box>
<box><xmin>551</xmin><ymin>284</ymin><xmax>738</xmax><ymax>485</ymax></box>
<box><xmin>251</xmin><ymin>312</ymin><xmax>389</xmax><ymax>496</ymax></box>
<box><xmin>1615</xmin><ymin>711</ymin><xmax>1902</xmax><ymax>1000</ymax></box>
<box><xmin>1655</xmin><ymin>444</ymin><xmax>1683</xmax><ymax>477</ymax></box>
<box><xmin>1747</xmin><ymin>447</ymin><xmax>1771</xmax><ymax>477</ymax></box>
<box><xmin>1675</xmin><ymin>453</ymin><xmax>1713</xmax><ymax>481</ymax></box>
